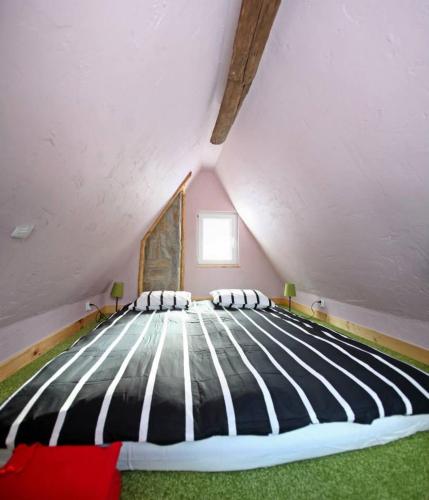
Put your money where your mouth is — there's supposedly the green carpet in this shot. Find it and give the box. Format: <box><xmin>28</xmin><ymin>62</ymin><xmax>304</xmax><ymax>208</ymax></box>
<box><xmin>0</xmin><ymin>314</ymin><xmax>428</xmax><ymax>500</ymax></box>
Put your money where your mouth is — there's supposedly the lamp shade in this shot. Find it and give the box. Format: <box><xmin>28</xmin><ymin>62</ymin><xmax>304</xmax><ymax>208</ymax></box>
<box><xmin>284</xmin><ymin>283</ymin><xmax>296</xmax><ymax>297</ymax></box>
<box><xmin>111</xmin><ymin>282</ymin><xmax>124</xmax><ymax>299</ymax></box>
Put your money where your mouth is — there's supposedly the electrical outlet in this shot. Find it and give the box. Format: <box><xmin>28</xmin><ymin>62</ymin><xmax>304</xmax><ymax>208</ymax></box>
<box><xmin>318</xmin><ymin>299</ymin><xmax>325</xmax><ymax>308</ymax></box>
<box><xmin>85</xmin><ymin>302</ymin><xmax>92</xmax><ymax>312</ymax></box>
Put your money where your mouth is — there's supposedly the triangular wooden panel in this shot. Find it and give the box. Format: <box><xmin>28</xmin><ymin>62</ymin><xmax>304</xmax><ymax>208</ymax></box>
<box><xmin>137</xmin><ymin>172</ymin><xmax>191</xmax><ymax>295</ymax></box>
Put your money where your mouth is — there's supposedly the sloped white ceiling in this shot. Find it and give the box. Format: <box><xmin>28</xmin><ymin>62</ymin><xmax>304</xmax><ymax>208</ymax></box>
<box><xmin>2</xmin><ymin>0</ymin><xmax>428</xmax><ymax>338</ymax></box>
<box><xmin>0</xmin><ymin>0</ymin><xmax>240</xmax><ymax>327</ymax></box>
<box><xmin>216</xmin><ymin>0</ymin><xmax>429</xmax><ymax>322</ymax></box>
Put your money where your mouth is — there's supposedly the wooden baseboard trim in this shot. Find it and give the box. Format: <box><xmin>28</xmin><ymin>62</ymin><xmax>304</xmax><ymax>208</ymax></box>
<box><xmin>0</xmin><ymin>305</ymin><xmax>114</xmax><ymax>382</ymax></box>
<box><xmin>273</xmin><ymin>297</ymin><xmax>429</xmax><ymax>365</ymax></box>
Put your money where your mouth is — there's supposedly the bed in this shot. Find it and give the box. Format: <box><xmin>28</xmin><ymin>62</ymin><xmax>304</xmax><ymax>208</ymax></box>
<box><xmin>0</xmin><ymin>301</ymin><xmax>428</xmax><ymax>471</ymax></box>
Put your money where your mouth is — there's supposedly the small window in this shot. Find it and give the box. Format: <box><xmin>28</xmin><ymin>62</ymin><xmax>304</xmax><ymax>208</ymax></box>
<box><xmin>197</xmin><ymin>212</ymin><xmax>239</xmax><ymax>265</ymax></box>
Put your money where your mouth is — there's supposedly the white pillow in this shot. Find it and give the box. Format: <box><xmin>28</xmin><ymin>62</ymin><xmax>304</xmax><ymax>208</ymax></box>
<box><xmin>210</xmin><ymin>289</ymin><xmax>275</xmax><ymax>310</ymax></box>
<box><xmin>132</xmin><ymin>291</ymin><xmax>191</xmax><ymax>311</ymax></box>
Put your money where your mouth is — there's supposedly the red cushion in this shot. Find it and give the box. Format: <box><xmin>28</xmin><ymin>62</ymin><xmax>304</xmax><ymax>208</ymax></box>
<box><xmin>0</xmin><ymin>442</ymin><xmax>122</xmax><ymax>500</ymax></box>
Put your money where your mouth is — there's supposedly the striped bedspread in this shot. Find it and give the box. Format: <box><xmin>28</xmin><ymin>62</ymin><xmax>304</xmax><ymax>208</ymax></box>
<box><xmin>0</xmin><ymin>301</ymin><xmax>428</xmax><ymax>448</ymax></box>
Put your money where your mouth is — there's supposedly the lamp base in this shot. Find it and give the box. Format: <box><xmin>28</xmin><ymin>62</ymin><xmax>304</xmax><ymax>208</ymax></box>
<box><xmin>288</xmin><ymin>296</ymin><xmax>291</xmax><ymax>312</ymax></box>
<box><xmin>115</xmin><ymin>298</ymin><xmax>119</xmax><ymax>312</ymax></box>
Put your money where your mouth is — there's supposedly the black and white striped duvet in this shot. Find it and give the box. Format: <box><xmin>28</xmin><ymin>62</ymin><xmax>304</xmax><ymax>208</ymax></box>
<box><xmin>0</xmin><ymin>301</ymin><xmax>428</xmax><ymax>448</ymax></box>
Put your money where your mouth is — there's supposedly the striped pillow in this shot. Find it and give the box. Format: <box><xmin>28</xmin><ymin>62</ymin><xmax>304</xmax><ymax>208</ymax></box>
<box><xmin>210</xmin><ymin>289</ymin><xmax>275</xmax><ymax>309</ymax></box>
<box><xmin>133</xmin><ymin>291</ymin><xmax>191</xmax><ymax>311</ymax></box>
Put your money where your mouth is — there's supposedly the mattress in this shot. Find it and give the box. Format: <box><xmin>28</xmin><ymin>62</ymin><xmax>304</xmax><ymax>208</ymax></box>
<box><xmin>0</xmin><ymin>415</ymin><xmax>428</xmax><ymax>471</ymax></box>
<box><xmin>0</xmin><ymin>301</ymin><xmax>428</xmax><ymax>456</ymax></box>
<box><xmin>119</xmin><ymin>414</ymin><xmax>429</xmax><ymax>471</ymax></box>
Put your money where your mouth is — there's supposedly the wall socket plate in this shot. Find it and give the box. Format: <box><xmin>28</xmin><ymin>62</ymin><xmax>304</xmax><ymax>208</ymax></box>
<box><xmin>85</xmin><ymin>302</ymin><xmax>92</xmax><ymax>312</ymax></box>
<box><xmin>318</xmin><ymin>299</ymin><xmax>325</xmax><ymax>308</ymax></box>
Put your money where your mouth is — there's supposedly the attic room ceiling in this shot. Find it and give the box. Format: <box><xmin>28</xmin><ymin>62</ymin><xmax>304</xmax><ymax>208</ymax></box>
<box><xmin>216</xmin><ymin>0</ymin><xmax>429</xmax><ymax>323</ymax></box>
<box><xmin>1</xmin><ymin>0</ymin><xmax>428</xmax><ymax>336</ymax></box>
<box><xmin>0</xmin><ymin>0</ymin><xmax>240</xmax><ymax>327</ymax></box>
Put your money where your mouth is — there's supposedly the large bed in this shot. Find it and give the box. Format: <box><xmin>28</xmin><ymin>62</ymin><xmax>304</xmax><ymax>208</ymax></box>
<box><xmin>0</xmin><ymin>301</ymin><xmax>428</xmax><ymax>471</ymax></box>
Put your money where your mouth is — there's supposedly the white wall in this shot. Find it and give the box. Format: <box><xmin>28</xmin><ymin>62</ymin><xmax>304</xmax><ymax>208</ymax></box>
<box><xmin>184</xmin><ymin>169</ymin><xmax>283</xmax><ymax>297</ymax></box>
<box><xmin>0</xmin><ymin>0</ymin><xmax>240</xmax><ymax>328</ymax></box>
<box><xmin>0</xmin><ymin>293</ymin><xmax>106</xmax><ymax>362</ymax></box>
<box><xmin>216</xmin><ymin>0</ymin><xmax>429</xmax><ymax>348</ymax></box>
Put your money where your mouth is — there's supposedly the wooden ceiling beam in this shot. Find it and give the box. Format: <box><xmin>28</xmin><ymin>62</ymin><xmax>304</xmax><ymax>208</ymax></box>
<box><xmin>210</xmin><ymin>0</ymin><xmax>281</xmax><ymax>145</ymax></box>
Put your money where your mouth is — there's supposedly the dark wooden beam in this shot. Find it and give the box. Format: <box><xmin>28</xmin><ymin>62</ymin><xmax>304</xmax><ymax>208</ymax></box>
<box><xmin>210</xmin><ymin>0</ymin><xmax>281</xmax><ymax>145</ymax></box>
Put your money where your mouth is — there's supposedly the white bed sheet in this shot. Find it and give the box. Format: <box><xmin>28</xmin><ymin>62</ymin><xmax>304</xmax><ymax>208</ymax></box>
<box><xmin>117</xmin><ymin>415</ymin><xmax>429</xmax><ymax>471</ymax></box>
<box><xmin>2</xmin><ymin>415</ymin><xmax>427</xmax><ymax>471</ymax></box>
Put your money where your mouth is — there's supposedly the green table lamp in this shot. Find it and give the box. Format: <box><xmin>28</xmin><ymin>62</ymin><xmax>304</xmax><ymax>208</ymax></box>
<box><xmin>111</xmin><ymin>282</ymin><xmax>124</xmax><ymax>312</ymax></box>
<box><xmin>284</xmin><ymin>283</ymin><xmax>296</xmax><ymax>311</ymax></box>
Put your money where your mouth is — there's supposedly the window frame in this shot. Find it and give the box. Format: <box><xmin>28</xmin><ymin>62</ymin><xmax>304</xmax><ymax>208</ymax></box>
<box><xmin>197</xmin><ymin>211</ymin><xmax>239</xmax><ymax>266</ymax></box>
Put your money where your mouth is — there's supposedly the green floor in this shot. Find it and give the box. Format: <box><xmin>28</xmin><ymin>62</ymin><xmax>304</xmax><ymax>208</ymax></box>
<box><xmin>0</xmin><ymin>312</ymin><xmax>428</xmax><ymax>500</ymax></box>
